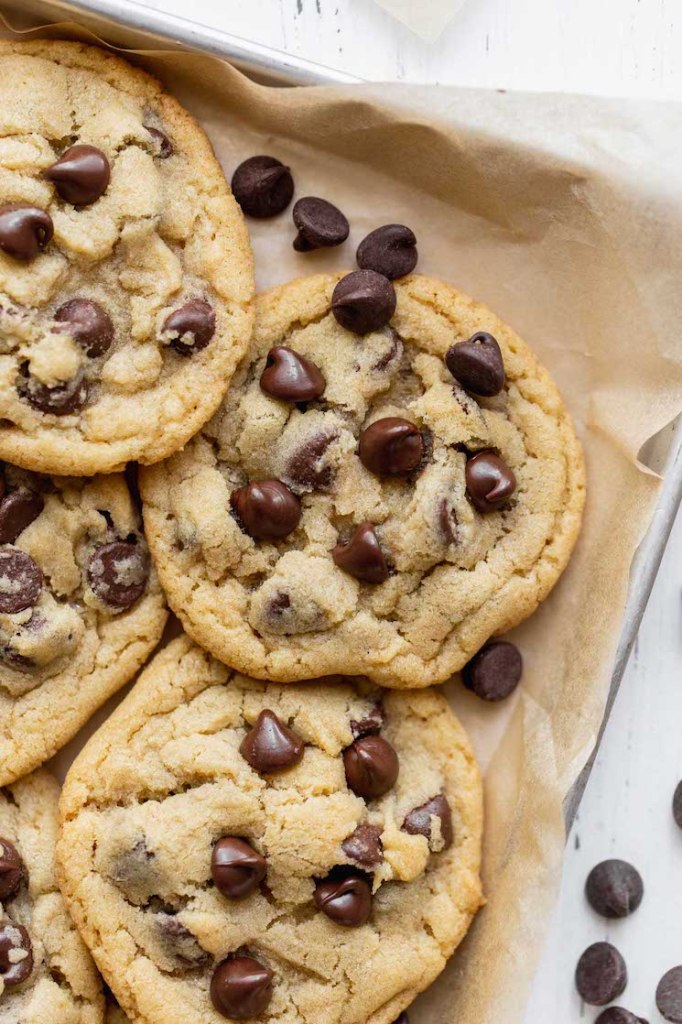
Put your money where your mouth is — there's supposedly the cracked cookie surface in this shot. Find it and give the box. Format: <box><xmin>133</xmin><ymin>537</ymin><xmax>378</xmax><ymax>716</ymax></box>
<box><xmin>57</xmin><ymin>635</ymin><xmax>483</xmax><ymax>1024</ymax></box>
<box><xmin>0</xmin><ymin>459</ymin><xmax>167</xmax><ymax>785</ymax></box>
<box><xmin>0</xmin><ymin>40</ymin><xmax>253</xmax><ymax>475</ymax></box>
<box><xmin>0</xmin><ymin>769</ymin><xmax>103</xmax><ymax>1023</ymax></box>
<box><xmin>141</xmin><ymin>272</ymin><xmax>585</xmax><ymax>687</ymax></box>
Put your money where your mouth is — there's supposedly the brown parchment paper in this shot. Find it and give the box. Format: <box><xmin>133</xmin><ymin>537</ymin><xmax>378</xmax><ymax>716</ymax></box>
<box><xmin>3</xmin><ymin>12</ymin><xmax>682</xmax><ymax>1023</ymax></box>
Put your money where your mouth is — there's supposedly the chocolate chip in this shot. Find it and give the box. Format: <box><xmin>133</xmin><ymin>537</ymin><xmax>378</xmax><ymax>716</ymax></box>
<box><xmin>314</xmin><ymin>868</ymin><xmax>372</xmax><ymax>927</ymax></box>
<box><xmin>240</xmin><ymin>710</ymin><xmax>304</xmax><ymax>774</ymax></box>
<box><xmin>333</xmin><ymin>522</ymin><xmax>389</xmax><ymax>584</ymax></box>
<box><xmin>0</xmin><ymin>547</ymin><xmax>42</xmax><ymax>614</ymax></box>
<box><xmin>154</xmin><ymin>911</ymin><xmax>210</xmax><ymax>966</ymax></box>
<box><xmin>231</xmin><ymin>155</ymin><xmax>294</xmax><ymax>218</ymax></box>
<box><xmin>0</xmin><ymin>922</ymin><xmax>33</xmax><ymax>987</ymax></box>
<box><xmin>596</xmin><ymin>1010</ymin><xmax>648</xmax><ymax>1024</ymax></box>
<box><xmin>292</xmin><ymin>197</ymin><xmax>350</xmax><ymax>251</ymax></box>
<box><xmin>575</xmin><ymin>942</ymin><xmax>628</xmax><ymax>1006</ymax></box>
<box><xmin>343</xmin><ymin>735</ymin><xmax>399</xmax><ymax>800</ymax></box>
<box><xmin>210</xmin><ymin>955</ymin><xmax>274</xmax><ymax>1020</ymax></box>
<box><xmin>356</xmin><ymin>224</ymin><xmax>418</xmax><ymax>280</ymax></box>
<box><xmin>231</xmin><ymin>480</ymin><xmax>301</xmax><ymax>540</ymax></box>
<box><xmin>19</xmin><ymin>368</ymin><xmax>88</xmax><ymax>415</ymax></box>
<box><xmin>462</xmin><ymin>640</ymin><xmax>522</xmax><ymax>701</ymax></box>
<box><xmin>163</xmin><ymin>299</ymin><xmax>216</xmax><ymax>356</ymax></box>
<box><xmin>465</xmin><ymin>451</ymin><xmax>516</xmax><ymax>513</ymax></box>
<box><xmin>54</xmin><ymin>298</ymin><xmax>114</xmax><ymax>358</ymax></box>
<box><xmin>87</xmin><ymin>540</ymin><xmax>149</xmax><ymax>610</ymax></box>
<box><xmin>350</xmin><ymin>702</ymin><xmax>384</xmax><ymax>738</ymax></box>
<box><xmin>0</xmin><ymin>490</ymin><xmax>43</xmax><ymax>544</ymax></box>
<box><xmin>445</xmin><ymin>332</ymin><xmax>505</xmax><ymax>397</ymax></box>
<box><xmin>260</xmin><ymin>347</ymin><xmax>326</xmax><ymax>402</ymax></box>
<box><xmin>0</xmin><ymin>204</ymin><xmax>53</xmax><ymax>260</ymax></box>
<box><xmin>0</xmin><ymin>838</ymin><xmax>24</xmax><ymax>899</ymax></box>
<box><xmin>342</xmin><ymin>824</ymin><xmax>383</xmax><ymax>867</ymax></box>
<box><xmin>285</xmin><ymin>431</ymin><xmax>337</xmax><ymax>492</ymax></box>
<box><xmin>439</xmin><ymin>497</ymin><xmax>458</xmax><ymax>544</ymax></box>
<box><xmin>211</xmin><ymin>838</ymin><xmax>267</xmax><ymax>900</ymax></box>
<box><xmin>673</xmin><ymin>781</ymin><xmax>682</xmax><ymax>830</ymax></box>
<box><xmin>145</xmin><ymin>126</ymin><xmax>174</xmax><ymax>159</ymax></box>
<box><xmin>586</xmin><ymin>860</ymin><xmax>643</xmax><ymax>919</ymax></box>
<box><xmin>658</xmin><ymin>968</ymin><xmax>682</xmax><ymax>1022</ymax></box>
<box><xmin>46</xmin><ymin>144</ymin><xmax>110</xmax><ymax>206</ymax></box>
<box><xmin>331</xmin><ymin>270</ymin><xmax>396</xmax><ymax>335</ymax></box>
<box><xmin>358</xmin><ymin>417</ymin><xmax>424</xmax><ymax>477</ymax></box>
<box><xmin>402</xmin><ymin>794</ymin><xmax>454</xmax><ymax>850</ymax></box>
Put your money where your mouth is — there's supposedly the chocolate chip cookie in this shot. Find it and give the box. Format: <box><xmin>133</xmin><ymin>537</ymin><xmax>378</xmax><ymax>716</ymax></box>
<box><xmin>0</xmin><ymin>40</ymin><xmax>253</xmax><ymax>475</ymax></box>
<box><xmin>1</xmin><ymin>768</ymin><xmax>103</xmax><ymax>1021</ymax></box>
<box><xmin>141</xmin><ymin>272</ymin><xmax>585</xmax><ymax>686</ymax></box>
<box><xmin>57</xmin><ymin>635</ymin><xmax>483</xmax><ymax>1024</ymax></box>
<box><xmin>0</xmin><ymin>460</ymin><xmax>167</xmax><ymax>785</ymax></box>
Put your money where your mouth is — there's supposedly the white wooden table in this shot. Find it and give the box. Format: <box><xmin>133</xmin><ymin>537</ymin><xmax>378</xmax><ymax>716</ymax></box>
<box><xmin>130</xmin><ymin>1</ymin><xmax>682</xmax><ymax>1019</ymax></box>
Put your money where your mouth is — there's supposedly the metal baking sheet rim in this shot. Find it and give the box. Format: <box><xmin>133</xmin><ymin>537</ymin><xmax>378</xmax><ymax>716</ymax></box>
<box><xmin>2</xmin><ymin>0</ymin><xmax>682</xmax><ymax>831</ymax></box>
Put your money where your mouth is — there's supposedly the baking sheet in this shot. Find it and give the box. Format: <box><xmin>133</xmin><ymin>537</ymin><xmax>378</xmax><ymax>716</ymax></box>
<box><xmin>2</xmin><ymin>6</ymin><xmax>682</xmax><ymax>1024</ymax></box>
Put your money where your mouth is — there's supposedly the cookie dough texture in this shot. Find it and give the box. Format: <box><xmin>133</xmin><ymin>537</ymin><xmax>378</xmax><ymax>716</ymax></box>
<box><xmin>0</xmin><ymin>463</ymin><xmax>167</xmax><ymax>785</ymax></box>
<box><xmin>57</xmin><ymin>636</ymin><xmax>483</xmax><ymax>1024</ymax></box>
<box><xmin>141</xmin><ymin>272</ymin><xmax>585</xmax><ymax>687</ymax></box>
<box><xmin>0</xmin><ymin>40</ymin><xmax>253</xmax><ymax>475</ymax></box>
<box><xmin>0</xmin><ymin>770</ymin><xmax>103</xmax><ymax>1023</ymax></box>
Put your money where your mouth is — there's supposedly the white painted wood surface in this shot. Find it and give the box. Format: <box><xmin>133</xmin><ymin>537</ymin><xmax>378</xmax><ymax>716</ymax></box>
<box><xmin>119</xmin><ymin>1</ymin><xmax>682</xmax><ymax>1019</ymax></box>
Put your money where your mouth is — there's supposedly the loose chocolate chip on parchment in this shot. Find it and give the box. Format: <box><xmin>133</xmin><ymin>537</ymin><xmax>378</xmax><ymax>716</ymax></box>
<box><xmin>658</xmin><ymin>967</ymin><xmax>682</xmax><ymax>1023</ymax></box>
<box><xmin>343</xmin><ymin>735</ymin><xmax>399</xmax><ymax>800</ymax></box>
<box><xmin>163</xmin><ymin>299</ymin><xmax>216</xmax><ymax>356</ymax></box>
<box><xmin>292</xmin><ymin>197</ymin><xmax>350</xmax><ymax>251</ymax></box>
<box><xmin>314</xmin><ymin>867</ymin><xmax>372</xmax><ymax>927</ymax></box>
<box><xmin>87</xmin><ymin>540</ymin><xmax>149</xmax><ymax>611</ymax></box>
<box><xmin>596</xmin><ymin>1009</ymin><xmax>648</xmax><ymax>1024</ymax></box>
<box><xmin>0</xmin><ymin>204</ymin><xmax>53</xmax><ymax>260</ymax></box>
<box><xmin>0</xmin><ymin>838</ymin><xmax>24</xmax><ymax>899</ymax></box>
<box><xmin>46</xmin><ymin>144</ymin><xmax>110</xmax><ymax>206</ymax></box>
<box><xmin>211</xmin><ymin>837</ymin><xmax>267</xmax><ymax>900</ymax></box>
<box><xmin>445</xmin><ymin>331</ymin><xmax>506</xmax><ymax>397</ymax></box>
<box><xmin>232</xmin><ymin>155</ymin><xmax>294</xmax><ymax>218</ymax></box>
<box><xmin>575</xmin><ymin>942</ymin><xmax>628</xmax><ymax>1006</ymax></box>
<box><xmin>356</xmin><ymin>224</ymin><xmax>418</xmax><ymax>279</ymax></box>
<box><xmin>673</xmin><ymin>781</ymin><xmax>682</xmax><ymax>830</ymax></box>
<box><xmin>54</xmin><ymin>299</ymin><xmax>114</xmax><ymax>358</ymax></box>
<box><xmin>342</xmin><ymin>823</ymin><xmax>383</xmax><ymax>867</ymax></box>
<box><xmin>465</xmin><ymin>450</ymin><xmax>517</xmax><ymax>512</ymax></box>
<box><xmin>211</xmin><ymin>955</ymin><xmax>274</xmax><ymax>1020</ymax></box>
<box><xmin>0</xmin><ymin>922</ymin><xmax>33</xmax><ymax>987</ymax></box>
<box><xmin>402</xmin><ymin>793</ymin><xmax>454</xmax><ymax>850</ymax></box>
<box><xmin>332</xmin><ymin>522</ymin><xmax>390</xmax><ymax>584</ymax></box>
<box><xmin>332</xmin><ymin>270</ymin><xmax>396</xmax><ymax>335</ymax></box>
<box><xmin>462</xmin><ymin>640</ymin><xmax>523</xmax><ymax>701</ymax></box>
<box><xmin>358</xmin><ymin>417</ymin><xmax>424</xmax><ymax>477</ymax></box>
<box><xmin>0</xmin><ymin>547</ymin><xmax>42</xmax><ymax>614</ymax></box>
<box><xmin>585</xmin><ymin>859</ymin><xmax>643</xmax><ymax>919</ymax></box>
<box><xmin>231</xmin><ymin>480</ymin><xmax>301</xmax><ymax>541</ymax></box>
<box><xmin>260</xmin><ymin>347</ymin><xmax>326</xmax><ymax>402</ymax></box>
<box><xmin>240</xmin><ymin>709</ymin><xmax>304</xmax><ymax>774</ymax></box>
<box><xmin>0</xmin><ymin>490</ymin><xmax>44</xmax><ymax>545</ymax></box>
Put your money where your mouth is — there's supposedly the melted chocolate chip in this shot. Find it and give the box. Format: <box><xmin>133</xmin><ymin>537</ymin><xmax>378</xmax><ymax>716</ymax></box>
<box><xmin>586</xmin><ymin>860</ymin><xmax>644</xmax><ymax>919</ymax></box>
<box><xmin>445</xmin><ymin>332</ymin><xmax>505</xmax><ymax>397</ymax></box>
<box><xmin>342</xmin><ymin>824</ymin><xmax>383</xmax><ymax>867</ymax></box>
<box><xmin>0</xmin><ymin>547</ymin><xmax>42</xmax><ymax>614</ymax></box>
<box><xmin>332</xmin><ymin>522</ymin><xmax>389</xmax><ymax>584</ymax></box>
<box><xmin>145</xmin><ymin>126</ymin><xmax>174</xmax><ymax>158</ymax></box>
<box><xmin>260</xmin><ymin>347</ymin><xmax>326</xmax><ymax>402</ymax></box>
<box><xmin>343</xmin><ymin>735</ymin><xmax>399</xmax><ymax>800</ymax></box>
<box><xmin>212</xmin><ymin>838</ymin><xmax>267</xmax><ymax>900</ymax></box>
<box><xmin>331</xmin><ymin>270</ymin><xmax>397</xmax><ymax>335</ymax></box>
<box><xmin>438</xmin><ymin>497</ymin><xmax>458</xmax><ymax>544</ymax></box>
<box><xmin>358</xmin><ymin>417</ymin><xmax>424</xmax><ymax>477</ymax></box>
<box><xmin>658</xmin><ymin>967</ymin><xmax>682</xmax><ymax>1023</ymax></box>
<box><xmin>285</xmin><ymin>432</ymin><xmax>337</xmax><ymax>492</ymax></box>
<box><xmin>314</xmin><ymin>868</ymin><xmax>372</xmax><ymax>927</ymax></box>
<box><xmin>240</xmin><ymin>710</ymin><xmax>304</xmax><ymax>774</ymax></box>
<box><xmin>54</xmin><ymin>298</ymin><xmax>114</xmax><ymax>358</ymax></box>
<box><xmin>356</xmin><ymin>224</ymin><xmax>418</xmax><ymax>280</ymax></box>
<box><xmin>0</xmin><ymin>204</ymin><xmax>53</xmax><ymax>260</ymax></box>
<box><xmin>163</xmin><ymin>299</ymin><xmax>216</xmax><ymax>356</ymax></box>
<box><xmin>155</xmin><ymin>912</ymin><xmax>210</xmax><ymax>966</ymax></box>
<box><xmin>575</xmin><ymin>942</ymin><xmax>628</xmax><ymax>1006</ymax></box>
<box><xmin>211</xmin><ymin>955</ymin><xmax>274</xmax><ymax>1020</ymax></box>
<box><xmin>87</xmin><ymin>541</ymin><xmax>149</xmax><ymax>610</ymax></box>
<box><xmin>292</xmin><ymin>197</ymin><xmax>349</xmax><ymax>251</ymax></box>
<box><xmin>350</xmin><ymin>702</ymin><xmax>384</xmax><ymax>738</ymax></box>
<box><xmin>19</xmin><ymin>369</ymin><xmax>88</xmax><ymax>416</ymax></box>
<box><xmin>46</xmin><ymin>145</ymin><xmax>110</xmax><ymax>206</ymax></box>
<box><xmin>231</xmin><ymin>155</ymin><xmax>294</xmax><ymax>218</ymax></box>
<box><xmin>0</xmin><ymin>490</ymin><xmax>43</xmax><ymax>545</ymax></box>
<box><xmin>231</xmin><ymin>480</ymin><xmax>301</xmax><ymax>540</ymax></box>
<box><xmin>0</xmin><ymin>838</ymin><xmax>24</xmax><ymax>899</ymax></box>
<box><xmin>402</xmin><ymin>794</ymin><xmax>453</xmax><ymax>850</ymax></box>
<box><xmin>462</xmin><ymin>640</ymin><xmax>523</xmax><ymax>701</ymax></box>
<box><xmin>0</xmin><ymin>922</ymin><xmax>33</xmax><ymax>987</ymax></box>
<box><xmin>465</xmin><ymin>450</ymin><xmax>516</xmax><ymax>512</ymax></box>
